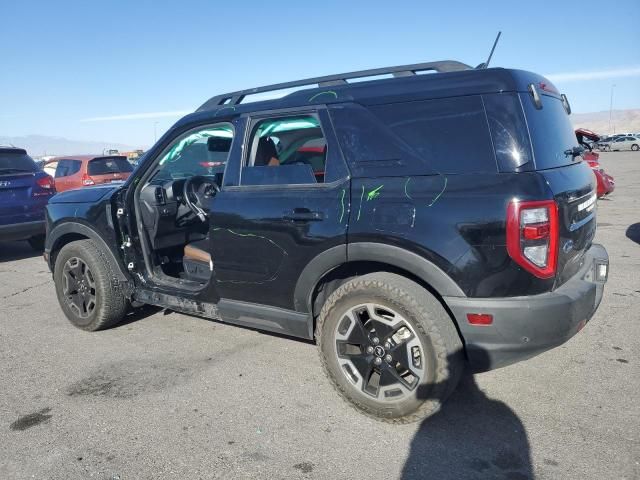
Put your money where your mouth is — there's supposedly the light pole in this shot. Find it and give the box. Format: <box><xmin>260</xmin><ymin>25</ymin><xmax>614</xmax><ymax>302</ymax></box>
<box><xmin>608</xmin><ymin>84</ymin><xmax>616</xmax><ymax>134</ymax></box>
<box><xmin>154</xmin><ymin>122</ymin><xmax>159</xmax><ymax>144</ymax></box>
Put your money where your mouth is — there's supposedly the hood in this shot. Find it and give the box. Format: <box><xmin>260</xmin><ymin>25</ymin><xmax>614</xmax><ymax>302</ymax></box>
<box><xmin>49</xmin><ymin>183</ymin><xmax>122</xmax><ymax>204</ymax></box>
<box><xmin>575</xmin><ymin>128</ymin><xmax>600</xmax><ymax>142</ymax></box>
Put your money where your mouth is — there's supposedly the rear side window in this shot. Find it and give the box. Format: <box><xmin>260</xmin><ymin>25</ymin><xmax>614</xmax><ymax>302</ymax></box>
<box><xmin>0</xmin><ymin>149</ymin><xmax>37</xmax><ymax>173</ymax></box>
<box><xmin>55</xmin><ymin>159</ymin><xmax>82</xmax><ymax>177</ymax></box>
<box><xmin>88</xmin><ymin>157</ymin><xmax>134</xmax><ymax>175</ymax></box>
<box><xmin>242</xmin><ymin>114</ymin><xmax>327</xmax><ymax>185</ymax></box>
<box><xmin>520</xmin><ymin>93</ymin><xmax>578</xmax><ymax>170</ymax></box>
<box><xmin>368</xmin><ymin>96</ymin><xmax>497</xmax><ymax>174</ymax></box>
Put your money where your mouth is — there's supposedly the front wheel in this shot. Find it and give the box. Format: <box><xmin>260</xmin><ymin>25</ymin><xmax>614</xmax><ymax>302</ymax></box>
<box><xmin>631</xmin><ymin>144</ymin><xmax>639</xmax><ymax>151</ymax></box>
<box><xmin>317</xmin><ymin>273</ymin><xmax>463</xmax><ymax>423</ymax></box>
<box><xmin>53</xmin><ymin>239</ymin><xmax>128</xmax><ymax>331</ymax></box>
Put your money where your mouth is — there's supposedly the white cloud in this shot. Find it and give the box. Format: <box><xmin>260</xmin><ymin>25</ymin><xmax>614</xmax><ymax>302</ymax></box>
<box><xmin>546</xmin><ymin>66</ymin><xmax>640</xmax><ymax>83</ymax></box>
<box><xmin>80</xmin><ymin>110</ymin><xmax>191</xmax><ymax>122</ymax></box>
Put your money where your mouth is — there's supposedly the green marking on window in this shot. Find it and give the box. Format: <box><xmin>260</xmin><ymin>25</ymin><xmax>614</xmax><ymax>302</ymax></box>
<box><xmin>427</xmin><ymin>176</ymin><xmax>447</xmax><ymax>207</ymax></box>
<box><xmin>259</xmin><ymin>116</ymin><xmax>319</xmax><ymax>137</ymax></box>
<box><xmin>339</xmin><ymin>189</ymin><xmax>346</xmax><ymax>223</ymax></box>
<box><xmin>158</xmin><ymin>126</ymin><xmax>233</xmax><ymax>166</ymax></box>
<box><xmin>308</xmin><ymin>90</ymin><xmax>338</xmax><ymax>102</ymax></box>
<box><xmin>357</xmin><ymin>185</ymin><xmax>365</xmax><ymax>221</ymax></box>
<box><xmin>366</xmin><ymin>185</ymin><xmax>383</xmax><ymax>201</ymax></box>
<box><xmin>404</xmin><ymin>177</ymin><xmax>412</xmax><ymax>200</ymax></box>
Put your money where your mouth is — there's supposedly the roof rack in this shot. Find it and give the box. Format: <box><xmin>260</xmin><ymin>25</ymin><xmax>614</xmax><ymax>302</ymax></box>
<box><xmin>197</xmin><ymin>60</ymin><xmax>472</xmax><ymax>112</ymax></box>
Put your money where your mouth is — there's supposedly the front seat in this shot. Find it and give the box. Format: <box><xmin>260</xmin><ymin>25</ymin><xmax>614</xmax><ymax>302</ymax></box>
<box><xmin>254</xmin><ymin>136</ymin><xmax>279</xmax><ymax>166</ymax></box>
<box><xmin>183</xmin><ymin>238</ymin><xmax>211</xmax><ymax>282</ymax></box>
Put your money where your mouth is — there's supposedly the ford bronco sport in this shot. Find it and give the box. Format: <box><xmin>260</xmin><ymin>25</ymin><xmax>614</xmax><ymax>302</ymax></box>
<box><xmin>44</xmin><ymin>60</ymin><xmax>609</xmax><ymax>423</ymax></box>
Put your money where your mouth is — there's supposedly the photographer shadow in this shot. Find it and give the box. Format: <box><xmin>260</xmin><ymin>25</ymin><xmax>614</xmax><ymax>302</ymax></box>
<box><xmin>402</xmin><ymin>350</ymin><xmax>533</xmax><ymax>480</ymax></box>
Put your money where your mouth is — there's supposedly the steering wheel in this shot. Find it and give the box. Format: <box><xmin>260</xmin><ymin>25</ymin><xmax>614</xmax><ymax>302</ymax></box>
<box><xmin>183</xmin><ymin>175</ymin><xmax>220</xmax><ymax>222</ymax></box>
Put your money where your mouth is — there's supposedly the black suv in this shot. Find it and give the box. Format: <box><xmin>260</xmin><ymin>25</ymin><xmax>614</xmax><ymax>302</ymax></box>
<box><xmin>44</xmin><ymin>60</ymin><xmax>609</xmax><ymax>423</ymax></box>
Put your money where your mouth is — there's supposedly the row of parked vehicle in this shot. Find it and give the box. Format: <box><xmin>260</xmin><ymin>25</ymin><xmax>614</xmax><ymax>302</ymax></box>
<box><xmin>575</xmin><ymin>128</ymin><xmax>615</xmax><ymax>198</ymax></box>
<box><xmin>592</xmin><ymin>133</ymin><xmax>640</xmax><ymax>152</ymax></box>
<box><xmin>0</xmin><ymin>124</ymin><xmax>616</xmax><ymax>254</ymax></box>
<box><xmin>0</xmin><ymin>148</ymin><xmax>133</xmax><ymax>249</ymax></box>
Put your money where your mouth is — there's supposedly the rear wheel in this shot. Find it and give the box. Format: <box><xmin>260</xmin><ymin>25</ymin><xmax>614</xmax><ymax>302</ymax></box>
<box><xmin>27</xmin><ymin>235</ymin><xmax>45</xmax><ymax>251</ymax></box>
<box><xmin>53</xmin><ymin>240</ymin><xmax>128</xmax><ymax>331</ymax></box>
<box><xmin>317</xmin><ymin>272</ymin><xmax>463</xmax><ymax>423</ymax></box>
<box><xmin>632</xmin><ymin>144</ymin><xmax>639</xmax><ymax>151</ymax></box>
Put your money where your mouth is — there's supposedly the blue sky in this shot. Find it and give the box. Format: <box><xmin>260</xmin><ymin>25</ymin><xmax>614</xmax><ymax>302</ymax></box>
<box><xmin>1</xmin><ymin>0</ymin><xmax>639</xmax><ymax>148</ymax></box>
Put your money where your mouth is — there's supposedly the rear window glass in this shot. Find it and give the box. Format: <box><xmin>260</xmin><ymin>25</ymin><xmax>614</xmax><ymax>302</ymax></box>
<box><xmin>0</xmin><ymin>150</ymin><xmax>37</xmax><ymax>173</ymax></box>
<box><xmin>368</xmin><ymin>96</ymin><xmax>497</xmax><ymax>174</ymax></box>
<box><xmin>483</xmin><ymin>93</ymin><xmax>533</xmax><ymax>172</ymax></box>
<box><xmin>520</xmin><ymin>93</ymin><xmax>578</xmax><ymax>170</ymax></box>
<box><xmin>88</xmin><ymin>157</ymin><xmax>133</xmax><ymax>175</ymax></box>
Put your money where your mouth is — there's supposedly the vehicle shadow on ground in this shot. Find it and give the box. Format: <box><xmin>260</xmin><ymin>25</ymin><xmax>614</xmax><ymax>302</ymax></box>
<box><xmin>402</xmin><ymin>352</ymin><xmax>533</xmax><ymax>480</ymax></box>
<box><xmin>625</xmin><ymin>223</ymin><xmax>640</xmax><ymax>245</ymax></box>
<box><xmin>0</xmin><ymin>241</ymin><xmax>41</xmax><ymax>262</ymax></box>
<box><xmin>114</xmin><ymin>304</ymin><xmax>165</xmax><ymax>328</ymax></box>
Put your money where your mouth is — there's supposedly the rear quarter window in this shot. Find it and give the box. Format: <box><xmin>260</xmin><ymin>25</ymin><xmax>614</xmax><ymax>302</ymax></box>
<box><xmin>520</xmin><ymin>93</ymin><xmax>578</xmax><ymax>170</ymax></box>
<box><xmin>88</xmin><ymin>157</ymin><xmax>133</xmax><ymax>175</ymax></box>
<box><xmin>367</xmin><ymin>96</ymin><xmax>497</xmax><ymax>174</ymax></box>
<box><xmin>0</xmin><ymin>149</ymin><xmax>37</xmax><ymax>172</ymax></box>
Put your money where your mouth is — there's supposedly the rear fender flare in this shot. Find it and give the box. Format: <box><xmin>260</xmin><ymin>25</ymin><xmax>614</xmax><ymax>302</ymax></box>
<box><xmin>294</xmin><ymin>242</ymin><xmax>465</xmax><ymax>315</ymax></box>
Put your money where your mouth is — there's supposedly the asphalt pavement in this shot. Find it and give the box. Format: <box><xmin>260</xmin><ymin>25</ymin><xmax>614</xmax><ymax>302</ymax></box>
<box><xmin>1</xmin><ymin>151</ymin><xmax>638</xmax><ymax>480</ymax></box>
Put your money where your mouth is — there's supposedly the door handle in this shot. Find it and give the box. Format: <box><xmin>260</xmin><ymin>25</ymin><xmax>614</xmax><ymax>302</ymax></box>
<box><xmin>282</xmin><ymin>208</ymin><xmax>324</xmax><ymax>221</ymax></box>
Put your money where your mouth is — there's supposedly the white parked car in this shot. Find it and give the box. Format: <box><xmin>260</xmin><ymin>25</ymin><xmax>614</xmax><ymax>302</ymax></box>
<box><xmin>609</xmin><ymin>136</ymin><xmax>639</xmax><ymax>151</ymax></box>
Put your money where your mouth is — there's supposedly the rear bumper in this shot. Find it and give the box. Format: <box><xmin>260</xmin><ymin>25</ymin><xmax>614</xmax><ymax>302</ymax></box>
<box><xmin>0</xmin><ymin>220</ymin><xmax>45</xmax><ymax>242</ymax></box>
<box><xmin>445</xmin><ymin>243</ymin><xmax>609</xmax><ymax>371</ymax></box>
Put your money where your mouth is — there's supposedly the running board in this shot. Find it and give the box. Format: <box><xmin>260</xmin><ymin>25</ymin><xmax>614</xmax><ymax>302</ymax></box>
<box><xmin>133</xmin><ymin>289</ymin><xmax>312</xmax><ymax>340</ymax></box>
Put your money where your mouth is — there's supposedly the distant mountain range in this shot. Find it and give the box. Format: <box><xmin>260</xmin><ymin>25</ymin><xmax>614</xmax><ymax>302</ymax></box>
<box><xmin>0</xmin><ymin>135</ymin><xmax>139</xmax><ymax>157</ymax></box>
<box><xmin>571</xmin><ymin>109</ymin><xmax>640</xmax><ymax>135</ymax></box>
<box><xmin>2</xmin><ymin>109</ymin><xmax>639</xmax><ymax>157</ymax></box>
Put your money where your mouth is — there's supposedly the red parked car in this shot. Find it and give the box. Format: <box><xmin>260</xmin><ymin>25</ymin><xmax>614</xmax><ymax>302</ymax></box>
<box><xmin>45</xmin><ymin>155</ymin><xmax>133</xmax><ymax>192</ymax></box>
<box><xmin>575</xmin><ymin>129</ymin><xmax>615</xmax><ymax>198</ymax></box>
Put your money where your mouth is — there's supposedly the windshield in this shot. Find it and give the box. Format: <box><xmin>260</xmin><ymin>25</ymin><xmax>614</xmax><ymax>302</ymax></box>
<box><xmin>155</xmin><ymin>125</ymin><xmax>233</xmax><ymax>180</ymax></box>
<box><xmin>88</xmin><ymin>156</ymin><xmax>133</xmax><ymax>175</ymax></box>
<box><xmin>520</xmin><ymin>94</ymin><xmax>579</xmax><ymax>170</ymax></box>
<box><xmin>0</xmin><ymin>150</ymin><xmax>37</xmax><ymax>173</ymax></box>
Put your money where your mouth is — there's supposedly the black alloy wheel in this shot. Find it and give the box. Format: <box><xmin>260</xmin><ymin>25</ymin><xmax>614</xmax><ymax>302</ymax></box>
<box><xmin>62</xmin><ymin>256</ymin><xmax>97</xmax><ymax>318</ymax></box>
<box><xmin>334</xmin><ymin>303</ymin><xmax>425</xmax><ymax>401</ymax></box>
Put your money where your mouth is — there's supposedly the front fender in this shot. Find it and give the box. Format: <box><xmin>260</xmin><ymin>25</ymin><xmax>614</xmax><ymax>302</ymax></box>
<box><xmin>45</xmin><ymin>221</ymin><xmax>129</xmax><ymax>282</ymax></box>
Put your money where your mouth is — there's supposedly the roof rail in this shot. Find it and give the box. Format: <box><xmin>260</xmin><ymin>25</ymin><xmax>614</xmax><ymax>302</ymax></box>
<box><xmin>197</xmin><ymin>60</ymin><xmax>472</xmax><ymax>112</ymax></box>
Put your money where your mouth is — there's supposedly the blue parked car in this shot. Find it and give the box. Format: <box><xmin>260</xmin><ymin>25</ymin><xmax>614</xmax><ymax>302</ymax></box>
<box><xmin>0</xmin><ymin>147</ymin><xmax>56</xmax><ymax>250</ymax></box>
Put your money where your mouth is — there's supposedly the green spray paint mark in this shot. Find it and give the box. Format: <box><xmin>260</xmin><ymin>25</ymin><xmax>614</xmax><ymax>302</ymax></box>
<box><xmin>404</xmin><ymin>177</ymin><xmax>413</xmax><ymax>200</ymax></box>
<box><xmin>427</xmin><ymin>176</ymin><xmax>448</xmax><ymax>207</ymax></box>
<box><xmin>356</xmin><ymin>185</ymin><xmax>365</xmax><ymax>221</ymax></box>
<box><xmin>213</xmin><ymin>228</ymin><xmax>288</xmax><ymax>255</ymax></box>
<box><xmin>216</xmin><ymin>106</ymin><xmax>237</xmax><ymax>115</ymax></box>
<box><xmin>308</xmin><ymin>90</ymin><xmax>338</xmax><ymax>102</ymax></box>
<box><xmin>366</xmin><ymin>185</ymin><xmax>384</xmax><ymax>201</ymax></box>
<box><xmin>339</xmin><ymin>189</ymin><xmax>346</xmax><ymax>223</ymax></box>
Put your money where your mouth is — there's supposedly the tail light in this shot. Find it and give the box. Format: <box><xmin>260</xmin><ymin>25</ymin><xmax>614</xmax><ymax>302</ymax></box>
<box><xmin>34</xmin><ymin>175</ymin><xmax>56</xmax><ymax>196</ymax></box>
<box><xmin>506</xmin><ymin>199</ymin><xmax>559</xmax><ymax>279</ymax></box>
<box><xmin>36</xmin><ymin>175</ymin><xmax>55</xmax><ymax>190</ymax></box>
<box><xmin>82</xmin><ymin>173</ymin><xmax>95</xmax><ymax>186</ymax></box>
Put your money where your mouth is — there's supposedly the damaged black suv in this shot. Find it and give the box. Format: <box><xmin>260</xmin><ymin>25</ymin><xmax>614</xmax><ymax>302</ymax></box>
<box><xmin>45</xmin><ymin>60</ymin><xmax>609</xmax><ymax>423</ymax></box>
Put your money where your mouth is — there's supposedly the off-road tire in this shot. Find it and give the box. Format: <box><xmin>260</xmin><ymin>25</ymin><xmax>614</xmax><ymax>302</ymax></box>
<box><xmin>316</xmin><ymin>272</ymin><xmax>464</xmax><ymax>423</ymax></box>
<box><xmin>28</xmin><ymin>235</ymin><xmax>45</xmax><ymax>251</ymax></box>
<box><xmin>54</xmin><ymin>239</ymin><xmax>128</xmax><ymax>331</ymax></box>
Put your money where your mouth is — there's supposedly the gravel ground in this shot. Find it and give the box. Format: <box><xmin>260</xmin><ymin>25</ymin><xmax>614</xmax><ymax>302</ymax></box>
<box><xmin>0</xmin><ymin>151</ymin><xmax>638</xmax><ymax>480</ymax></box>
